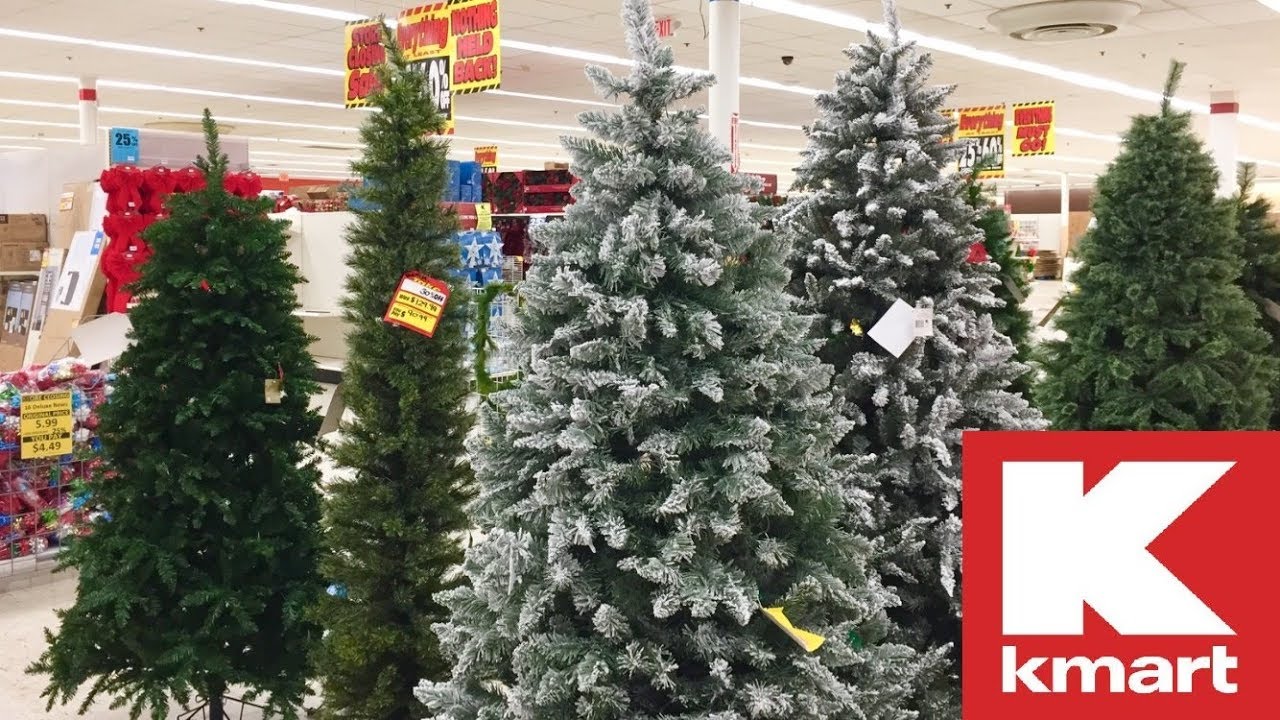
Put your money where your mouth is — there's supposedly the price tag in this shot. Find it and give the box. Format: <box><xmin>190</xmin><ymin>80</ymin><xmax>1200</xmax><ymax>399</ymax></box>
<box><xmin>20</xmin><ymin>390</ymin><xmax>74</xmax><ymax>459</ymax></box>
<box><xmin>914</xmin><ymin>307</ymin><xmax>935</xmax><ymax>338</ymax></box>
<box><xmin>476</xmin><ymin>202</ymin><xmax>493</xmax><ymax>231</ymax></box>
<box><xmin>109</xmin><ymin>127</ymin><xmax>140</xmax><ymax>165</ymax></box>
<box><xmin>383</xmin><ymin>271</ymin><xmax>451</xmax><ymax>338</ymax></box>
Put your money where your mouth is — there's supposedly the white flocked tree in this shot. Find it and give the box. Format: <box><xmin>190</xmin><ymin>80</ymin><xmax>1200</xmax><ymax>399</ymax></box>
<box><xmin>780</xmin><ymin>2</ymin><xmax>1045</xmax><ymax>716</ymax></box>
<box><xmin>417</xmin><ymin>1</ymin><xmax>929</xmax><ymax>718</ymax></box>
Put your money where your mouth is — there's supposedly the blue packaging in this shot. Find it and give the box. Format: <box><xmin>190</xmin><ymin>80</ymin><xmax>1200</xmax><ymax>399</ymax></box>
<box><xmin>442</xmin><ymin>160</ymin><xmax>462</xmax><ymax>202</ymax></box>
<box><xmin>458</xmin><ymin>161</ymin><xmax>485</xmax><ymax>191</ymax></box>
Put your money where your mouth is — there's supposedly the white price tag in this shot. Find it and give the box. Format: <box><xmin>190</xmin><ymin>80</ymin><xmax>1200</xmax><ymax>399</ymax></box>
<box><xmin>914</xmin><ymin>307</ymin><xmax>935</xmax><ymax>338</ymax></box>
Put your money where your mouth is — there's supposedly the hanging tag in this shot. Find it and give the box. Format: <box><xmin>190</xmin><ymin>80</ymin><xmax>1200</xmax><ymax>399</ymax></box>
<box><xmin>914</xmin><ymin>307</ymin><xmax>935</xmax><ymax>338</ymax></box>
<box><xmin>264</xmin><ymin>378</ymin><xmax>283</xmax><ymax>404</ymax></box>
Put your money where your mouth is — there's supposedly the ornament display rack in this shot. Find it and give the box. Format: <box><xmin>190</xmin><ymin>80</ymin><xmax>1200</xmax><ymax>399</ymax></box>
<box><xmin>0</xmin><ymin>358</ymin><xmax>110</xmax><ymax>588</ymax></box>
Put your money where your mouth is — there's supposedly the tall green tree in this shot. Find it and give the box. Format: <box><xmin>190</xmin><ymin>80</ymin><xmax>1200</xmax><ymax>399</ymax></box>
<box><xmin>1038</xmin><ymin>63</ymin><xmax>1276</xmax><ymax>429</ymax></box>
<box><xmin>780</xmin><ymin>2</ymin><xmax>1043</xmax><ymax>715</ymax></box>
<box><xmin>30</xmin><ymin>112</ymin><xmax>324</xmax><ymax>720</ymax></box>
<box><xmin>417</xmin><ymin>1</ymin><xmax>924</xmax><ymax>718</ymax></box>
<box><xmin>961</xmin><ymin>167</ymin><xmax>1035</xmax><ymax>397</ymax></box>
<box><xmin>1233</xmin><ymin>163</ymin><xmax>1280</xmax><ymax>426</ymax></box>
<box><xmin>314</xmin><ymin>27</ymin><xmax>474</xmax><ymax>720</ymax></box>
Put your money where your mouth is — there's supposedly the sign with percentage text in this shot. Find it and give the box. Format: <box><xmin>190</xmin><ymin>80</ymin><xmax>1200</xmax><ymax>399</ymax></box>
<box><xmin>20</xmin><ymin>390</ymin><xmax>73</xmax><ymax>459</ymax></box>
<box><xmin>943</xmin><ymin>105</ymin><xmax>1006</xmax><ymax>179</ymax></box>
<box><xmin>383</xmin><ymin>271</ymin><xmax>451</xmax><ymax>338</ymax></box>
<box><xmin>398</xmin><ymin>0</ymin><xmax>502</xmax><ymax>95</ymax></box>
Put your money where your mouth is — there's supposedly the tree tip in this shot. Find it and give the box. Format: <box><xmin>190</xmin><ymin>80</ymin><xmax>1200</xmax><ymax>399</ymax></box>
<box><xmin>1161</xmin><ymin>60</ymin><xmax>1185</xmax><ymax>114</ymax></box>
<box><xmin>882</xmin><ymin>0</ymin><xmax>901</xmax><ymax>40</ymax></box>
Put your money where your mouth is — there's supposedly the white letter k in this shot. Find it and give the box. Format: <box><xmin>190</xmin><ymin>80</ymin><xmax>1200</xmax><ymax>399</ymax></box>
<box><xmin>1002</xmin><ymin>461</ymin><xmax>1235</xmax><ymax>636</ymax></box>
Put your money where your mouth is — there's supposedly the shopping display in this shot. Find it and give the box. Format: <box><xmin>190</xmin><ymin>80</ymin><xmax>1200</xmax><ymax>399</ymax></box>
<box><xmin>1037</xmin><ymin>62</ymin><xmax>1277</xmax><ymax>431</ymax></box>
<box><xmin>778</xmin><ymin>5</ymin><xmax>1045</xmax><ymax>714</ymax></box>
<box><xmin>315</xmin><ymin>36</ymin><xmax>477</xmax><ymax>720</ymax></box>
<box><xmin>418</xmin><ymin>1</ymin><xmax>924</xmax><ymax>717</ymax></box>
<box><xmin>0</xmin><ymin>358</ymin><xmax>110</xmax><ymax>566</ymax></box>
<box><xmin>31</xmin><ymin>115</ymin><xmax>325</xmax><ymax>720</ymax></box>
<box><xmin>3</xmin><ymin>1</ymin><xmax>1280</xmax><ymax>719</ymax></box>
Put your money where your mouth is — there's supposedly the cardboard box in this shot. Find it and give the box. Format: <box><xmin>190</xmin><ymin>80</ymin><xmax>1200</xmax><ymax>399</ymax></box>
<box><xmin>23</xmin><ymin>247</ymin><xmax>66</xmax><ymax>367</ymax></box>
<box><xmin>0</xmin><ymin>213</ymin><xmax>48</xmax><ymax>272</ymax></box>
<box><xmin>544</xmin><ymin>162</ymin><xmax>570</xmax><ymax>171</ymax></box>
<box><xmin>52</xmin><ymin>182</ymin><xmax>97</xmax><ymax>250</ymax></box>
<box><xmin>0</xmin><ymin>281</ymin><xmax>36</xmax><ymax>370</ymax></box>
<box><xmin>32</xmin><ymin>230</ymin><xmax>109</xmax><ymax>365</ymax></box>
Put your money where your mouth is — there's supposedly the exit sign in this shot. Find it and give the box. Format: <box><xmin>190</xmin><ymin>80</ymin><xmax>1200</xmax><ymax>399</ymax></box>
<box><xmin>656</xmin><ymin>16</ymin><xmax>675</xmax><ymax>38</ymax></box>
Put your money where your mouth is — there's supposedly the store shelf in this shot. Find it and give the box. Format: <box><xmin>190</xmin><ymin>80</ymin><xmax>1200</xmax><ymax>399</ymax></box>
<box><xmin>523</xmin><ymin>183</ymin><xmax>573</xmax><ymax>194</ymax></box>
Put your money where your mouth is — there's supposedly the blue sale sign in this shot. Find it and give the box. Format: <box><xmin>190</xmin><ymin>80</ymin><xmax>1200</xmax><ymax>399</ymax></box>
<box><xmin>109</xmin><ymin>127</ymin><xmax>139</xmax><ymax>165</ymax></box>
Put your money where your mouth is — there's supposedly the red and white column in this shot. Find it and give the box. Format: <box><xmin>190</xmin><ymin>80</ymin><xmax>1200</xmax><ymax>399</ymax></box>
<box><xmin>708</xmin><ymin>0</ymin><xmax>741</xmax><ymax>172</ymax></box>
<box><xmin>1209</xmin><ymin>90</ymin><xmax>1239</xmax><ymax>198</ymax></box>
<box><xmin>78</xmin><ymin>76</ymin><xmax>99</xmax><ymax>145</ymax></box>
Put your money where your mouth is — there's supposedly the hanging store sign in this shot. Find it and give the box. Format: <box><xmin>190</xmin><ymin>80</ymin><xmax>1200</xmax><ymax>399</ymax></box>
<box><xmin>398</xmin><ymin>0</ymin><xmax>502</xmax><ymax>95</ymax></box>
<box><xmin>1010</xmin><ymin>100</ymin><xmax>1056</xmax><ymax>157</ymax></box>
<box><xmin>411</xmin><ymin>54</ymin><xmax>456</xmax><ymax>135</ymax></box>
<box><xmin>944</xmin><ymin>105</ymin><xmax>1006</xmax><ymax>179</ymax></box>
<box><xmin>344</xmin><ymin>18</ymin><xmax>385</xmax><ymax>108</ymax></box>
<box><xmin>474</xmin><ymin>145</ymin><xmax>498</xmax><ymax>170</ymax></box>
<box><xmin>384</xmin><ymin>271</ymin><xmax>451</xmax><ymax>338</ymax></box>
<box><xmin>109</xmin><ymin>127</ymin><xmax>140</xmax><ymax>165</ymax></box>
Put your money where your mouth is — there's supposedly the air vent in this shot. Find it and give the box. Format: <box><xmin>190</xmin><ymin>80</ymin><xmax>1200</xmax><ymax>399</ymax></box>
<box><xmin>989</xmin><ymin>0</ymin><xmax>1140</xmax><ymax>43</ymax></box>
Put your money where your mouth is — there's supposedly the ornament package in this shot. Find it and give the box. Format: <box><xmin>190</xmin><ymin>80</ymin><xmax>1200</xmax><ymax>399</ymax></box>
<box><xmin>0</xmin><ymin>358</ymin><xmax>111</xmax><ymax>566</ymax></box>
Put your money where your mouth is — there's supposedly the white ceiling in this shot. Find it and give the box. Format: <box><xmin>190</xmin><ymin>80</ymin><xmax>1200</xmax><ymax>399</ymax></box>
<box><xmin>1</xmin><ymin>0</ymin><xmax>1278</xmax><ymax>190</ymax></box>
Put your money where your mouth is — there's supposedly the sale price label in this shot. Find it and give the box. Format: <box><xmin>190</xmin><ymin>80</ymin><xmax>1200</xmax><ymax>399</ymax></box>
<box><xmin>383</xmin><ymin>272</ymin><xmax>452</xmax><ymax>338</ymax></box>
<box><xmin>109</xmin><ymin>127</ymin><xmax>140</xmax><ymax>165</ymax></box>
<box><xmin>943</xmin><ymin>105</ymin><xmax>1006</xmax><ymax>179</ymax></box>
<box><xmin>20</xmin><ymin>390</ymin><xmax>73</xmax><ymax>460</ymax></box>
<box><xmin>1011</xmin><ymin>100</ymin><xmax>1056</xmax><ymax>157</ymax></box>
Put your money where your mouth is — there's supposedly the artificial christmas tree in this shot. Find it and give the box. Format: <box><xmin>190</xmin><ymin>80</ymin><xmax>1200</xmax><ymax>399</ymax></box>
<box><xmin>1038</xmin><ymin>63</ymin><xmax>1276</xmax><ymax>430</ymax></box>
<box><xmin>29</xmin><ymin>112</ymin><xmax>324</xmax><ymax>720</ymax></box>
<box><xmin>417</xmin><ymin>1</ymin><xmax>924</xmax><ymax>718</ymax></box>
<box><xmin>1233</xmin><ymin>163</ymin><xmax>1280</xmax><ymax>427</ymax></box>
<box><xmin>314</xmin><ymin>27</ymin><xmax>474</xmax><ymax>720</ymax></box>
<box><xmin>779</xmin><ymin>2</ymin><xmax>1043</xmax><ymax>716</ymax></box>
<box><xmin>961</xmin><ymin>166</ymin><xmax>1035</xmax><ymax>397</ymax></box>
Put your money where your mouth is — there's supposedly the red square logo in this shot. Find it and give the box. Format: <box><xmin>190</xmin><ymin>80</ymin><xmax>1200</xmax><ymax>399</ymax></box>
<box><xmin>962</xmin><ymin>432</ymin><xmax>1280</xmax><ymax>719</ymax></box>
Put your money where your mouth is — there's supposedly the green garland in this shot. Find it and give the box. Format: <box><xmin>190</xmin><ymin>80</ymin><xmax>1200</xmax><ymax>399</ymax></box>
<box><xmin>472</xmin><ymin>281</ymin><xmax>519</xmax><ymax>398</ymax></box>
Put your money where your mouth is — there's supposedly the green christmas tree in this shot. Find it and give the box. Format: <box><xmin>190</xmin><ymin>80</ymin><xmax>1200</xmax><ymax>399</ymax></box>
<box><xmin>29</xmin><ymin>112</ymin><xmax>324</xmax><ymax>720</ymax></box>
<box><xmin>960</xmin><ymin>166</ymin><xmax>1035</xmax><ymax>397</ymax></box>
<box><xmin>417</xmin><ymin>1</ymin><xmax>924</xmax><ymax>718</ymax></box>
<box><xmin>780</xmin><ymin>2</ymin><xmax>1043</xmax><ymax>715</ymax></box>
<box><xmin>1038</xmin><ymin>63</ymin><xmax>1276</xmax><ymax>429</ymax></box>
<box><xmin>314</xmin><ymin>27</ymin><xmax>474</xmax><ymax>720</ymax></box>
<box><xmin>1233</xmin><ymin>163</ymin><xmax>1280</xmax><ymax>427</ymax></box>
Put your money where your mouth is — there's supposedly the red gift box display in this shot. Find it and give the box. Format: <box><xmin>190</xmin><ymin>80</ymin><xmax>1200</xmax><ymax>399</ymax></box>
<box><xmin>99</xmin><ymin>165</ymin><xmax>262</xmax><ymax>313</ymax></box>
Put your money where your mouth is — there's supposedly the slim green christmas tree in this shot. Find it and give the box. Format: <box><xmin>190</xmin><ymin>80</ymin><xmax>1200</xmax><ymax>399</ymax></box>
<box><xmin>314</xmin><ymin>27</ymin><xmax>474</xmax><ymax>720</ymax></box>
<box><xmin>961</xmin><ymin>167</ymin><xmax>1035</xmax><ymax>397</ymax></box>
<box><xmin>1233</xmin><ymin>163</ymin><xmax>1280</xmax><ymax>427</ymax></box>
<box><xmin>30</xmin><ymin>112</ymin><xmax>324</xmax><ymax>720</ymax></box>
<box><xmin>780</xmin><ymin>2</ymin><xmax>1043</xmax><ymax>715</ymax></box>
<box><xmin>1038</xmin><ymin>63</ymin><xmax>1276</xmax><ymax>429</ymax></box>
<box><xmin>417</xmin><ymin>1</ymin><xmax>923</xmax><ymax>717</ymax></box>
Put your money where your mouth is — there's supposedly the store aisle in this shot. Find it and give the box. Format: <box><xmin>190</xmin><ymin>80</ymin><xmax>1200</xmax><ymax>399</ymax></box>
<box><xmin>2</xmin><ymin>574</ymin><xmax>275</xmax><ymax>720</ymax></box>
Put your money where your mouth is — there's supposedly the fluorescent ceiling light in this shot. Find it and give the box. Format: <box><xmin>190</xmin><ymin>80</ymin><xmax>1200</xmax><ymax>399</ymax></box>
<box><xmin>0</xmin><ymin>117</ymin><xmax>80</xmax><ymax>129</ymax></box>
<box><xmin>1257</xmin><ymin>1</ymin><xmax>1280</xmax><ymax>14</ymax></box>
<box><xmin>0</xmin><ymin>134</ymin><xmax>78</xmax><ymax>143</ymax></box>
<box><xmin>0</xmin><ymin>70</ymin><xmax>341</xmax><ymax>109</ymax></box>
<box><xmin>488</xmin><ymin>89</ymin><xmax>615</xmax><ymax>108</ymax></box>
<box><xmin>0</xmin><ymin>144</ymin><xmax>43</xmax><ymax>151</ymax></box>
<box><xmin>0</xmin><ymin>26</ymin><xmax>340</xmax><ymax>77</ymax></box>
<box><xmin>208</xmin><ymin>0</ymin><xmax>363</xmax><ymax>22</ymax></box>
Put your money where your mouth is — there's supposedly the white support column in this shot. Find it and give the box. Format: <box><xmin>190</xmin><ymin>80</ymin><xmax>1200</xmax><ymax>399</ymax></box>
<box><xmin>78</xmin><ymin>76</ymin><xmax>98</xmax><ymax>145</ymax></box>
<box><xmin>1209</xmin><ymin>90</ymin><xmax>1239</xmax><ymax>198</ymax></box>
<box><xmin>1059</xmin><ymin>172</ymin><xmax>1070</xmax><ymax>258</ymax></box>
<box><xmin>708</xmin><ymin>0</ymin><xmax>741</xmax><ymax>172</ymax></box>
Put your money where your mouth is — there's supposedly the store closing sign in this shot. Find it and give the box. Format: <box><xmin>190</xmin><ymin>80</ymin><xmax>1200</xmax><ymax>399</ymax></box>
<box><xmin>1011</xmin><ymin>100</ymin><xmax>1056</xmax><ymax>157</ymax></box>
<box><xmin>474</xmin><ymin>145</ymin><xmax>498</xmax><ymax>170</ymax></box>
<box><xmin>943</xmin><ymin>105</ymin><xmax>1006</xmax><ymax>179</ymax></box>
<box><xmin>344</xmin><ymin>18</ymin><xmax>385</xmax><ymax>108</ymax></box>
<box><xmin>399</xmin><ymin>0</ymin><xmax>502</xmax><ymax>95</ymax></box>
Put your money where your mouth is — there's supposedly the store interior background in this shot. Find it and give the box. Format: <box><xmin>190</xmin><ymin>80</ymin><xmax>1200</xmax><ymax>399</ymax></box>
<box><xmin>2</xmin><ymin>0</ymin><xmax>1279</xmax><ymax>717</ymax></box>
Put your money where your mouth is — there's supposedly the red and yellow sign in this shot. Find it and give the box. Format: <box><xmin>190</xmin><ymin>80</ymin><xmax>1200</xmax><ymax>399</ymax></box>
<box><xmin>942</xmin><ymin>105</ymin><xmax>1006</xmax><ymax>179</ymax></box>
<box><xmin>20</xmin><ymin>390</ymin><xmax>73</xmax><ymax>459</ymax></box>
<box><xmin>384</xmin><ymin>272</ymin><xmax>452</xmax><ymax>338</ymax></box>
<box><xmin>344</xmin><ymin>19</ymin><xmax>385</xmax><ymax>108</ymax></box>
<box><xmin>474</xmin><ymin>145</ymin><xmax>498</xmax><ymax>170</ymax></box>
<box><xmin>398</xmin><ymin>0</ymin><xmax>502</xmax><ymax>95</ymax></box>
<box><xmin>1010</xmin><ymin>100</ymin><xmax>1056</xmax><ymax>157</ymax></box>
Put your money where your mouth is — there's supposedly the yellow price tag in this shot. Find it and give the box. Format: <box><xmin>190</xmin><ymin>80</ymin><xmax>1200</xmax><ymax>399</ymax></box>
<box><xmin>476</xmin><ymin>202</ymin><xmax>493</xmax><ymax>231</ymax></box>
<box><xmin>21</xmin><ymin>390</ymin><xmax>74</xmax><ymax>459</ymax></box>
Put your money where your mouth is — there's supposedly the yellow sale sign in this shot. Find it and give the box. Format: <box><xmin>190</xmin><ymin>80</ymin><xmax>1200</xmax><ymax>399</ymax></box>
<box><xmin>398</xmin><ymin>0</ymin><xmax>502</xmax><ymax>95</ymax></box>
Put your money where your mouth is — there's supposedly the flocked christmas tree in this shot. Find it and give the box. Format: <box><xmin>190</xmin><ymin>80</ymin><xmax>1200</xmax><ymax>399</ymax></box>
<box><xmin>1233</xmin><ymin>163</ymin><xmax>1280</xmax><ymax>427</ymax></box>
<box><xmin>1038</xmin><ymin>62</ymin><xmax>1276</xmax><ymax>430</ymax></box>
<box><xmin>417</xmin><ymin>1</ymin><xmax>924</xmax><ymax>717</ymax></box>
<box><xmin>315</xmin><ymin>27</ymin><xmax>474</xmax><ymax>720</ymax></box>
<box><xmin>779</xmin><ymin>2</ymin><xmax>1043</xmax><ymax>715</ymax></box>
<box><xmin>960</xmin><ymin>165</ymin><xmax>1034</xmax><ymax>397</ymax></box>
<box><xmin>30</xmin><ymin>112</ymin><xmax>324</xmax><ymax>720</ymax></box>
